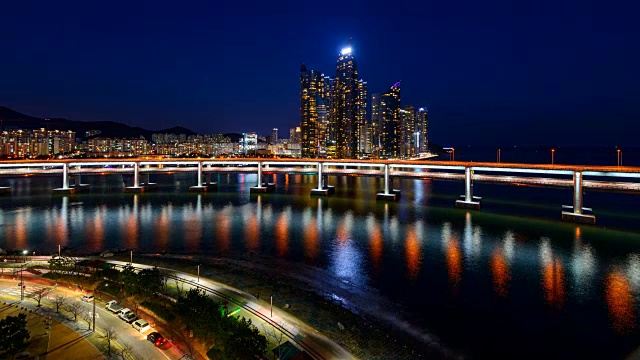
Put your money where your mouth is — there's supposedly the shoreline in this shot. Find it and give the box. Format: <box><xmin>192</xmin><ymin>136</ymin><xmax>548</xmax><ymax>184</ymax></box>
<box><xmin>113</xmin><ymin>253</ymin><xmax>459</xmax><ymax>360</ymax></box>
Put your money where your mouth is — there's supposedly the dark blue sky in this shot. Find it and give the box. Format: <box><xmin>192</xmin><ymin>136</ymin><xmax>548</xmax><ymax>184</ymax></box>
<box><xmin>1</xmin><ymin>0</ymin><xmax>638</xmax><ymax>146</ymax></box>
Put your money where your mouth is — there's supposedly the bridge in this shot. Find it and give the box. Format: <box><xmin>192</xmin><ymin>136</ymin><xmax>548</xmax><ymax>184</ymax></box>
<box><xmin>1</xmin><ymin>158</ymin><xmax>640</xmax><ymax>224</ymax></box>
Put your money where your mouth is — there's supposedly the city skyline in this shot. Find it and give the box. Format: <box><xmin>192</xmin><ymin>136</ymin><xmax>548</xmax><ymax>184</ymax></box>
<box><xmin>0</xmin><ymin>1</ymin><xmax>638</xmax><ymax>146</ymax></box>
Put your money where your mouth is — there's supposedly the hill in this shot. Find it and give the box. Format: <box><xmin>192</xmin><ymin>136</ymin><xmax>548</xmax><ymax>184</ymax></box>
<box><xmin>0</xmin><ymin>106</ymin><xmax>196</xmax><ymax>139</ymax></box>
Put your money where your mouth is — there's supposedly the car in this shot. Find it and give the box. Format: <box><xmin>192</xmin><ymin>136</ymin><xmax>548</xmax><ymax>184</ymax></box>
<box><xmin>117</xmin><ymin>308</ymin><xmax>132</xmax><ymax>320</ymax></box>
<box><xmin>106</xmin><ymin>300</ymin><xmax>123</xmax><ymax>313</ymax></box>
<box><xmin>121</xmin><ymin>312</ymin><xmax>137</xmax><ymax>323</ymax></box>
<box><xmin>81</xmin><ymin>294</ymin><xmax>94</xmax><ymax>302</ymax></box>
<box><xmin>147</xmin><ymin>332</ymin><xmax>169</xmax><ymax>348</ymax></box>
<box><xmin>132</xmin><ymin>319</ymin><xmax>150</xmax><ymax>332</ymax></box>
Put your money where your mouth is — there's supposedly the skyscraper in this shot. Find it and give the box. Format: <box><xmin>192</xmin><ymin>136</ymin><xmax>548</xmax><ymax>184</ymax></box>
<box><xmin>401</xmin><ymin>105</ymin><xmax>416</xmax><ymax>157</ymax></box>
<box><xmin>300</xmin><ymin>64</ymin><xmax>324</xmax><ymax>158</ymax></box>
<box><xmin>416</xmin><ymin>107</ymin><xmax>429</xmax><ymax>153</ymax></box>
<box><xmin>334</xmin><ymin>42</ymin><xmax>359</xmax><ymax>158</ymax></box>
<box><xmin>356</xmin><ymin>79</ymin><xmax>368</xmax><ymax>156</ymax></box>
<box><xmin>370</xmin><ymin>93</ymin><xmax>382</xmax><ymax>156</ymax></box>
<box><xmin>379</xmin><ymin>82</ymin><xmax>401</xmax><ymax>159</ymax></box>
<box><xmin>270</xmin><ymin>128</ymin><xmax>278</xmax><ymax>144</ymax></box>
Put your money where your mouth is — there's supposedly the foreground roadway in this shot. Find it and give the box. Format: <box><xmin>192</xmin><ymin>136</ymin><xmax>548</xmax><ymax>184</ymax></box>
<box><xmin>102</xmin><ymin>259</ymin><xmax>356</xmax><ymax>360</ymax></box>
<box><xmin>0</xmin><ymin>278</ymin><xmax>187</xmax><ymax>360</ymax></box>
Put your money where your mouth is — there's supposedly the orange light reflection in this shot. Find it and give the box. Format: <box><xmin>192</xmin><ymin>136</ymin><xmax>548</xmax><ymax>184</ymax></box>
<box><xmin>491</xmin><ymin>249</ymin><xmax>510</xmax><ymax>297</ymax></box>
<box><xmin>275</xmin><ymin>212</ymin><xmax>289</xmax><ymax>257</ymax></box>
<box><xmin>446</xmin><ymin>236</ymin><xmax>462</xmax><ymax>290</ymax></box>
<box><xmin>369</xmin><ymin>223</ymin><xmax>383</xmax><ymax>271</ymax></box>
<box><xmin>605</xmin><ymin>269</ymin><xmax>636</xmax><ymax>333</ymax></box>
<box><xmin>543</xmin><ymin>258</ymin><xmax>565</xmax><ymax>308</ymax></box>
<box><xmin>405</xmin><ymin>228</ymin><xmax>422</xmax><ymax>279</ymax></box>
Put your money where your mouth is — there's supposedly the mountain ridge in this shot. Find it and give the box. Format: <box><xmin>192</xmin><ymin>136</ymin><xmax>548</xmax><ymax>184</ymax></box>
<box><xmin>0</xmin><ymin>106</ymin><xmax>197</xmax><ymax>139</ymax></box>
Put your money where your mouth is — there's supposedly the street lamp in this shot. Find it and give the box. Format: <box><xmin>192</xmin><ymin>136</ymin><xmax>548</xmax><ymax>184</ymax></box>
<box><xmin>270</xmin><ymin>294</ymin><xmax>273</xmax><ymax>318</ymax></box>
<box><xmin>450</xmin><ymin>148</ymin><xmax>455</xmax><ymax>161</ymax></box>
<box><xmin>58</xmin><ymin>244</ymin><xmax>61</xmax><ymax>257</ymax></box>
<box><xmin>617</xmin><ymin>149</ymin><xmax>622</xmax><ymax>167</ymax></box>
<box><xmin>93</xmin><ymin>283</ymin><xmax>107</xmax><ymax>333</ymax></box>
<box><xmin>197</xmin><ymin>264</ymin><xmax>200</xmax><ymax>283</ymax></box>
<box><xmin>497</xmin><ymin>148</ymin><xmax>501</xmax><ymax>163</ymax></box>
<box><xmin>130</xmin><ymin>250</ymin><xmax>133</xmax><ymax>265</ymax></box>
<box><xmin>551</xmin><ymin>149</ymin><xmax>555</xmax><ymax>165</ymax></box>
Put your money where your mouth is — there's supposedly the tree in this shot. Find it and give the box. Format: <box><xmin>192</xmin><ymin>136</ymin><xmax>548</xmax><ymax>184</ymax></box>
<box><xmin>263</xmin><ymin>323</ymin><xmax>293</xmax><ymax>360</ymax></box>
<box><xmin>53</xmin><ymin>295</ymin><xmax>67</xmax><ymax>313</ymax></box>
<box><xmin>66</xmin><ymin>301</ymin><xmax>83</xmax><ymax>322</ymax></box>
<box><xmin>0</xmin><ymin>313</ymin><xmax>30</xmax><ymax>357</ymax></box>
<box><xmin>175</xmin><ymin>288</ymin><xmax>225</xmax><ymax>342</ymax></box>
<box><xmin>120</xmin><ymin>265</ymin><xmax>139</xmax><ymax>295</ymax></box>
<box><xmin>48</xmin><ymin>255</ymin><xmax>76</xmax><ymax>274</ymax></box>
<box><xmin>208</xmin><ymin>317</ymin><xmax>268</xmax><ymax>360</ymax></box>
<box><xmin>138</xmin><ymin>267</ymin><xmax>163</xmax><ymax>298</ymax></box>
<box><xmin>100</xmin><ymin>326</ymin><xmax>118</xmax><ymax>357</ymax></box>
<box><xmin>80</xmin><ymin>306</ymin><xmax>93</xmax><ymax>330</ymax></box>
<box><xmin>30</xmin><ymin>287</ymin><xmax>51</xmax><ymax>307</ymax></box>
<box><xmin>126</xmin><ymin>295</ymin><xmax>141</xmax><ymax>315</ymax></box>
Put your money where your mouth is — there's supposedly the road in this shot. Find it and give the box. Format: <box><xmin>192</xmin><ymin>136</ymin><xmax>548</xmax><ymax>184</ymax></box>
<box><xmin>0</xmin><ymin>278</ymin><xmax>187</xmax><ymax>360</ymax></box>
<box><xmin>103</xmin><ymin>259</ymin><xmax>356</xmax><ymax>360</ymax></box>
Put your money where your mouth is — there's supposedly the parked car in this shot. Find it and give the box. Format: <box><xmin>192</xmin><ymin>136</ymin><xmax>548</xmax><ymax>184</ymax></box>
<box><xmin>132</xmin><ymin>319</ymin><xmax>150</xmax><ymax>332</ymax></box>
<box><xmin>121</xmin><ymin>312</ymin><xmax>137</xmax><ymax>323</ymax></box>
<box><xmin>81</xmin><ymin>294</ymin><xmax>94</xmax><ymax>302</ymax></box>
<box><xmin>118</xmin><ymin>308</ymin><xmax>132</xmax><ymax>320</ymax></box>
<box><xmin>106</xmin><ymin>300</ymin><xmax>123</xmax><ymax>313</ymax></box>
<box><xmin>147</xmin><ymin>332</ymin><xmax>169</xmax><ymax>348</ymax></box>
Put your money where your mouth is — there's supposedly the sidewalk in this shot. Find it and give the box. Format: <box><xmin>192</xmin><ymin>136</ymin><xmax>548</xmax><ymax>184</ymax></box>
<box><xmin>0</xmin><ymin>292</ymin><xmax>103</xmax><ymax>359</ymax></box>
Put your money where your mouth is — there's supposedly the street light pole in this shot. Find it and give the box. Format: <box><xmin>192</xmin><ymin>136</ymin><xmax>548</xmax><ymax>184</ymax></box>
<box><xmin>618</xmin><ymin>149</ymin><xmax>622</xmax><ymax>167</ymax></box>
<box><xmin>20</xmin><ymin>264</ymin><xmax>24</xmax><ymax>301</ymax></box>
<box><xmin>58</xmin><ymin>244</ymin><xmax>61</xmax><ymax>257</ymax></box>
<box><xmin>130</xmin><ymin>251</ymin><xmax>132</xmax><ymax>265</ymax></box>
<box><xmin>551</xmin><ymin>149</ymin><xmax>555</xmax><ymax>165</ymax></box>
<box><xmin>497</xmin><ymin>148</ymin><xmax>501</xmax><ymax>163</ymax></box>
<box><xmin>270</xmin><ymin>295</ymin><xmax>273</xmax><ymax>318</ymax></box>
<box><xmin>197</xmin><ymin>265</ymin><xmax>200</xmax><ymax>283</ymax></box>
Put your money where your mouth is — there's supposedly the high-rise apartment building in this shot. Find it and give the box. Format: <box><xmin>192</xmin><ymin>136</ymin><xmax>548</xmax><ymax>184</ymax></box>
<box><xmin>370</xmin><ymin>93</ymin><xmax>382</xmax><ymax>156</ymax></box>
<box><xmin>401</xmin><ymin>105</ymin><xmax>416</xmax><ymax>157</ymax></box>
<box><xmin>334</xmin><ymin>44</ymin><xmax>359</xmax><ymax>158</ymax></box>
<box><xmin>270</xmin><ymin>128</ymin><xmax>278</xmax><ymax>144</ymax></box>
<box><xmin>379</xmin><ymin>82</ymin><xmax>401</xmax><ymax>159</ymax></box>
<box><xmin>300</xmin><ymin>64</ymin><xmax>326</xmax><ymax>158</ymax></box>
<box><xmin>416</xmin><ymin>107</ymin><xmax>429</xmax><ymax>153</ymax></box>
<box><xmin>356</xmin><ymin>79</ymin><xmax>368</xmax><ymax>156</ymax></box>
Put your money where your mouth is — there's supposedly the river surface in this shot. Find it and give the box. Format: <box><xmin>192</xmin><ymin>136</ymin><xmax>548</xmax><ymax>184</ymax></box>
<box><xmin>0</xmin><ymin>149</ymin><xmax>639</xmax><ymax>359</ymax></box>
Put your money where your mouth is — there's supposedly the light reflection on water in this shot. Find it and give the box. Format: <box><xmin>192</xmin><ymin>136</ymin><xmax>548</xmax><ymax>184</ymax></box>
<box><xmin>0</xmin><ymin>174</ymin><xmax>639</xmax><ymax>358</ymax></box>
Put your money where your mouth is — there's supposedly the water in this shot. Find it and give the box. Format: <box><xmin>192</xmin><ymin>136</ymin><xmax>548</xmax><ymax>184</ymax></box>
<box><xmin>0</xmin><ymin>150</ymin><xmax>639</xmax><ymax>359</ymax></box>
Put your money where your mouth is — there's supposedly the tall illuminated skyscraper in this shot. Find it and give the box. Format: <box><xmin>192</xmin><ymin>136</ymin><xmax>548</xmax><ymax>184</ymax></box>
<box><xmin>370</xmin><ymin>93</ymin><xmax>382</xmax><ymax>156</ymax></box>
<box><xmin>379</xmin><ymin>82</ymin><xmax>401</xmax><ymax>159</ymax></box>
<box><xmin>401</xmin><ymin>105</ymin><xmax>415</xmax><ymax>157</ymax></box>
<box><xmin>416</xmin><ymin>107</ymin><xmax>429</xmax><ymax>153</ymax></box>
<box><xmin>334</xmin><ymin>41</ymin><xmax>359</xmax><ymax>158</ymax></box>
<box><xmin>356</xmin><ymin>79</ymin><xmax>368</xmax><ymax>156</ymax></box>
<box><xmin>300</xmin><ymin>64</ymin><xmax>324</xmax><ymax>158</ymax></box>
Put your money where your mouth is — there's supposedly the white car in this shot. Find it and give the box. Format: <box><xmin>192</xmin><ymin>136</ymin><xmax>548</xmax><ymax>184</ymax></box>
<box><xmin>81</xmin><ymin>294</ymin><xmax>94</xmax><ymax>302</ymax></box>
<box><xmin>118</xmin><ymin>308</ymin><xmax>132</xmax><ymax>320</ymax></box>
<box><xmin>132</xmin><ymin>319</ymin><xmax>150</xmax><ymax>332</ymax></box>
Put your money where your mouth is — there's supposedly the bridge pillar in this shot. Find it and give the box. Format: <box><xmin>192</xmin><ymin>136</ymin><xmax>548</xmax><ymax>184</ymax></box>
<box><xmin>311</xmin><ymin>162</ymin><xmax>334</xmax><ymax>196</ymax></box>
<box><xmin>125</xmin><ymin>162</ymin><xmax>145</xmax><ymax>193</ymax></box>
<box><xmin>250</xmin><ymin>161</ymin><xmax>273</xmax><ymax>193</ymax></box>
<box><xmin>562</xmin><ymin>171</ymin><xmax>595</xmax><ymax>224</ymax></box>
<box><xmin>53</xmin><ymin>163</ymin><xmax>76</xmax><ymax>194</ymax></box>
<box><xmin>189</xmin><ymin>161</ymin><xmax>209</xmax><ymax>192</ymax></box>
<box><xmin>376</xmin><ymin>164</ymin><xmax>400</xmax><ymax>201</ymax></box>
<box><xmin>72</xmin><ymin>166</ymin><xmax>90</xmax><ymax>192</ymax></box>
<box><xmin>455</xmin><ymin>167</ymin><xmax>481</xmax><ymax>210</ymax></box>
<box><xmin>203</xmin><ymin>165</ymin><xmax>218</xmax><ymax>191</ymax></box>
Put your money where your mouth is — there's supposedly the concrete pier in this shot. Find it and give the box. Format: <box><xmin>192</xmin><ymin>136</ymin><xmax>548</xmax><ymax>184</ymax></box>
<box><xmin>53</xmin><ymin>163</ymin><xmax>76</xmax><ymax>194</ymax></box>
<box><xmin>455</xmin><ymin>167</ymin><xmax>481</xmax><ymax>210</ymax></box>
<box><xmin>311</xmin><ymin>162</ymin><xmax>335</xmax><ymax>196</ymax></box>
<box><xmin>376</xmin><ymin>164</ymin><xmax>401</xmax><ymax>201</ymax></box>
<box><xmin>562</xmin><ymin>171</ymin><xmax>596</xmax><ymax>224</ymax></box>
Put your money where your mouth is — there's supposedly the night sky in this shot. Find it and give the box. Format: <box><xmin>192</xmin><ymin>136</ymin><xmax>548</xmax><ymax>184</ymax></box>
<box><xmin>1</xmin><ymin>0</ymin><xmax>638</xmax><ymax>146</ymax></box>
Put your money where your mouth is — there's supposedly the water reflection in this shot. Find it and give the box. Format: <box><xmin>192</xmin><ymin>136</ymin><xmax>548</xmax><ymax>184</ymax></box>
<box><xmin>215</xmin><ymin>205</ymin><xmax>231</xmax><ymax>254</ymax></box>
<box><xmin>156</xmin><ymin>205</ymin><xmax>172</xmax><ymax>251</ymax></box>
<box><xmin>491</xmin><ymin>248</ymin><xmax>510</xmax><ymax>297</ymax></box>
<box><xmin>302</xmin><ymin>207</ymin><xmax>318</xmax><ymax>260</ymax></box>
<box><xmin>85</xmin><ymin>206</ymin><xmax>105</xmax><ymax>252</ymax></box>
<box><xmin>405</xmin><ymin>225</ymin><xmax>422</xmax><ymax>279</ymax></box>
<box><xmin>443</xmin><ymin>223</ymin><xmax>462</xmax><ymax>291</ymax></box>
<box><xmin>605</xmin><ymin>268</ymin><xmax>636</xmax><ymax>333</ymax></box>
<box><xmin>183</xmin><ymin>195</ymin><xmax>202</xmax><ymax>249</ymax></box>
<box><xmin>540</xmin><ymin>239</ymin><xmax>565</xmax><ymax>308</ymax></box>
<box><xmin>275</xmin><ymin>207</ymin><xmax>291</xmax><ymax>257</ymax></box>
<box><xmin>368</xmin><ymin>215</ymin><xmax>383</xmax><ymax>271</ymax></box>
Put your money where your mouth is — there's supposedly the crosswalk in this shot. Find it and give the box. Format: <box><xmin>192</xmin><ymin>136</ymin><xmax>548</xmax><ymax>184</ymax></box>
<box><xmin>1</xmin><ymin>283</ymin><xmax>50</xmax><ymax>298</ymax></box>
